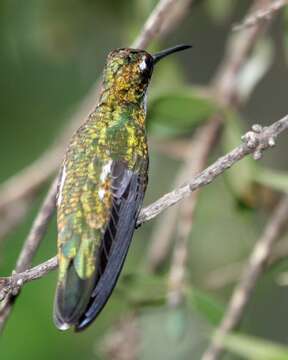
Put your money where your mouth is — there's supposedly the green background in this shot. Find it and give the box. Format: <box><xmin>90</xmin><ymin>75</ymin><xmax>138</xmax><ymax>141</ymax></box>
<box><xmin>1</xmin><ymin>1</ymin><xmax>288</xmax><ymax>359</ymax></box>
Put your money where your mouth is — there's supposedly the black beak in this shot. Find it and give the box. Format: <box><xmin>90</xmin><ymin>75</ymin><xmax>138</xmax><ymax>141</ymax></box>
<box><xmin>152</xmin><ymin>44</ymin><xmax>192</xmax><ymax>64</ymax></box>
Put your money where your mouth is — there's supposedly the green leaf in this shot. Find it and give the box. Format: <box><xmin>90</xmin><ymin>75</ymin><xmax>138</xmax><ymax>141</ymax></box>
<box><xmin>147</xmin><ymin>88</ymin><xmax>219</xmax><ymax>137</ymax></box>
<box><xmin>222</xmin><ymin>112</ymin><xmax>257</xmax><ymax>205</ymax></box>
<box><xmin>186</xmin><ymin>287</ymin><xmax>224</xmax><ymax>326</ymax></box>
<box><xmin>254</xmin><ymin>167</ymin><xmax>288</xmax><ymax>193</ymax></box>
<box><xmin>222</xmin><ymin>333</ymin><xmax>288</xmax><ymax>360</ymax></box>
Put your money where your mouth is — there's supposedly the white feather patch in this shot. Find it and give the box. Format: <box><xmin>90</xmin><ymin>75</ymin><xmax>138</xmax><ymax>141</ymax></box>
<box><xmin>99</xmin><ymin>161</ymin><xmax>112</xmax><ymax>182</ymax></box>
<box><xmin>57</xmin><ymin>165</ymin><xmax>66</xmax><ymax>207</ymax></box>
<box><xmin>98</xmin><ymin>188</ymin><xmax>105</xmax><ymax>200</ymax></box>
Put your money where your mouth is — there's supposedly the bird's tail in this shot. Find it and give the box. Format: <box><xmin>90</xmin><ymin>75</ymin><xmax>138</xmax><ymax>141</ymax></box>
<box><xmin>53</xmin><ymin>262</ymin><xmax>95</xmax><ymax>330</ymax></box>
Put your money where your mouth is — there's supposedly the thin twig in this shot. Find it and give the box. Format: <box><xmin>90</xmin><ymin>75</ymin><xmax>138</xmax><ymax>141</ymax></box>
<box><xmin>15</xmin><ymin>178</ymin><xmax>58</xmax><ymax>272</ymax></box>
<box><xmin>0</xmin><ymin>256</ymin><xmax>58</xmax><ymax>302</ymax></box>
<box><xmin>1</xmin><ymin>115</ymin><xmax>287</xmax><ymax>302</ymax></box>
<box><xmin>132</xmin><ymin>0</ymin><xmax>194</xmax><ymax>49</ymax></box>
<box><xmin>204</xmin><ymin>237</ymin><xmax>288</xmax><ymax>290</ymax></box>
<box><xmin>213</xmin><ymin>0</ymin><xmax>273</xmax><ymax>106</ymax></box>
<box><xmin>202</xmin><ymin>195</ymin><xmax>288</xmax><ymax>360</ymax></box>
<box><xmin>233</xmin><ymin>0</ymin><xmax>287</xmax><ymax>32</ymax></box>
<box><xmin>139</xmin><ymin>117</ymin><xmax>288</xmax><ymax>224</ymax></box>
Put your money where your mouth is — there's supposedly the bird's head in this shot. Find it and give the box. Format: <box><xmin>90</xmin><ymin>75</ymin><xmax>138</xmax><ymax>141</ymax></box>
<box><xmin>101</xmin><ymin>45</ymin><xmax>192</xmax><ymax>105</ymax></box>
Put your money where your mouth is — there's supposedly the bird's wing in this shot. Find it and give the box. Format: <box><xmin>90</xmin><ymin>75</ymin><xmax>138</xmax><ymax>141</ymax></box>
<box><xmin>54</xmin><ymin>156</ymin><xmax>147</xmax><ymax>330</ymax></box>
<box><xmin>75</xmin><ymin>159</ymin><xmax>147</xmax><ymax>330</ymax></box>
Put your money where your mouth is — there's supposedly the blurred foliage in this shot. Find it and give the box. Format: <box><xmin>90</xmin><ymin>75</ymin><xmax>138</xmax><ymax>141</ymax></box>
<box><xmin>1</xmin><ymin>1</ymin><xmax>288</xmax><ymax>360</ymax></box>
<box><xmin>147</xmin><ymin>88</ymin><xmax>219</xmax><ymax>137</ymax></box>
<box><xmin>254</xmin><ymin>168</ymin><xmax>288</xmax><ymax>193</ymax></box>
<box><xmin>222</xmin><ymin>333</ymin><xmax>288</xmax><ymax>360</ymax></box>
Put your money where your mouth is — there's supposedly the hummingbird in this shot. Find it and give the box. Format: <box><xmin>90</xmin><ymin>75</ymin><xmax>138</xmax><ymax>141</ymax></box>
<box><xmin>54</xmin><ymin>44</ymin><xmax>191</xmax><ymax>331</ymax></box>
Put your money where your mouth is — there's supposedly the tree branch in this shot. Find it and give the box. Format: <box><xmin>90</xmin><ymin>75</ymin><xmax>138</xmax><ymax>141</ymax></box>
<box><xmin>0</xmin><ymin>256</ymin><xmax>58</xmax><ymax>302</ymax></box>
<box><xmin>132</xmin><ymin>0</ymin><xmax>194</xmax><ymax>49</ymax></box>
<box><xmin>201</xmin><ymin>195</ymin><xmax>288</xmax><ymax>360</ymax></box>
<box><xmin>138</xmin><ymin>117</ymin><xmax>288</xmax><ymax>224</ymax></box>
<box><xmin>1</xmin><ymin>114</ymin><xmax>287</xmax><ymax>305</ymax></box>
<box><xmin>212</xmin><ymin>0</ymin><xmax>273</xmax><ymax>106</ymax></box>
<box><xmin>233</xmin><ymin>0</ymin><xmax>287</xmax><ymax>32</ymax></box>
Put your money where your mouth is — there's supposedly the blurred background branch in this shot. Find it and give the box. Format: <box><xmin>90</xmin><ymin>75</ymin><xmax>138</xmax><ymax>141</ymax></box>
<box><xmin>233</xmin><ymin>0</ymin><xmax>288</xmax><ymax>31</ymax></box>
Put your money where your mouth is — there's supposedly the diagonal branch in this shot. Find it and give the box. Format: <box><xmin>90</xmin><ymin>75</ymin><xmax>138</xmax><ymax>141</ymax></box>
<box><xmin>212</xmin><ymin>0</ymin><xmax>273</xmax><ymax>106</ymax></box>
<box><xmin>1</xmin><ymin>114</ymin><xmax>287</xmax><ymax>305</ymax></box>
<box><xmin>233</xmin><ymin>0</ymin><xmax>288</xmax><ymax>31</ymax></box>
<box><xmin>138</xmin><ymin>117</ymin><xmax>288</xmax><ymax>224</ymax></box>
<box><xmin>201</xmin><ymin>195</ymin><xmax>288</xmax><ymax>360</ymax></box>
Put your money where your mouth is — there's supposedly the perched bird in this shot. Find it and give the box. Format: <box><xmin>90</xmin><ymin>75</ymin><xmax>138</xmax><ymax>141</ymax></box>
<box><xmin>54</xmin><ymin>44</ymin><xmax>191</xmax><ymax>331</ymax></box>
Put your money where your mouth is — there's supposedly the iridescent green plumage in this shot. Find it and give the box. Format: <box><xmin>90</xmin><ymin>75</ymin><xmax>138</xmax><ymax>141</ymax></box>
<box><xmin>54</xmin><ymin>45</ymin><xmax>191</xmax><ymax>331</ymax></box>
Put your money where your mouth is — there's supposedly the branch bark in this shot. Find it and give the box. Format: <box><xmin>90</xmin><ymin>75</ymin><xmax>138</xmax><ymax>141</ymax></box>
<box><xmin>1</xmin><ymin>114</ymin><xmax>287</xmax><ymax>305</ymax></box>
<box><xmin>138</xmin><ymin>117</ymin><xmax>288</xmax><ymax>224</ymax></box>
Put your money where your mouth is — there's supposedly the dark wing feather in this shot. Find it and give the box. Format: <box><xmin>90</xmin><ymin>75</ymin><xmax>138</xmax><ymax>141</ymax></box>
<box><xmin>75</xmin><ymin>159</ymin><xmax>147</xmax><ymax>331</ymax></box>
